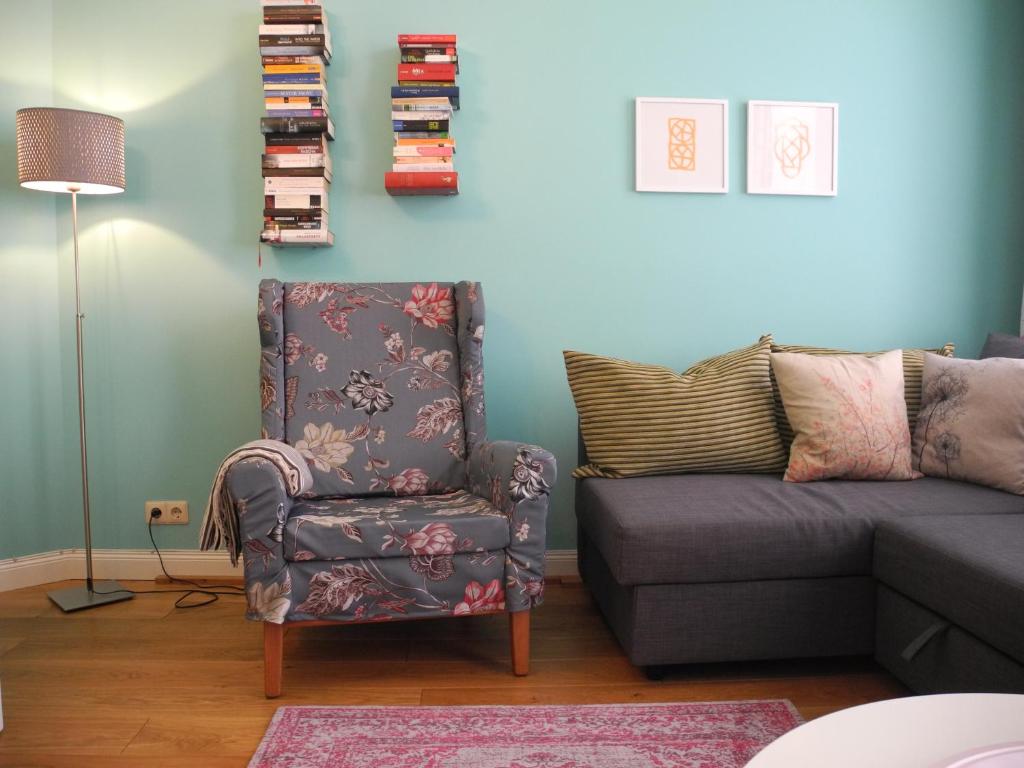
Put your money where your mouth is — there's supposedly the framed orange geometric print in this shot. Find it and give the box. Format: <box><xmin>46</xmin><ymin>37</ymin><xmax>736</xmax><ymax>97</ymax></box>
<box><xmin>635</xmin><ymin>98</ymin><xmax>728</xmax><ymax>193</ymax></box>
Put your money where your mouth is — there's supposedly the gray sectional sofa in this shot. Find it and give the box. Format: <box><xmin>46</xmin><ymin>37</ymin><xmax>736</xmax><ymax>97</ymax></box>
<box><xmin>575</xmin><ymin>438</ymin><xmax>1024</xmax><ymax>692</ymax></box>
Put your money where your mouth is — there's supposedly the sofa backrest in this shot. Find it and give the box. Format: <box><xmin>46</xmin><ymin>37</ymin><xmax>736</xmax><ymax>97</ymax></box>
<box><xmin>258</xmin><ymin>280</ymin><xmax>487</xmax><ymax>497</ymax></box>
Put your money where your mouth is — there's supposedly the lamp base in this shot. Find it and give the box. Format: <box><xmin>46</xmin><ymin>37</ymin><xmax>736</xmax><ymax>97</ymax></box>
<box><xmin>47</xmin><ymin>581</ymin><xmax>134</xmax><ymax>612</ymax></box>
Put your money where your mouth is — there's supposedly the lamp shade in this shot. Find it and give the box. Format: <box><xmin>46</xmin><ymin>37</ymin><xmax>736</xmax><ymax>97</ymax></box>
<box><xmin>16</xmin><ymin>107</ymin><xmax>125</xmax><ymax>195</ymax></box>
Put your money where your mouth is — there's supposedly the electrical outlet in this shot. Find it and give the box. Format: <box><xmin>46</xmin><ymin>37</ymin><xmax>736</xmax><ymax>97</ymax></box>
<box><xmin>145</xmin><ymin>500</ymin><xmax>189</xmax><ymax>525</ymax></box>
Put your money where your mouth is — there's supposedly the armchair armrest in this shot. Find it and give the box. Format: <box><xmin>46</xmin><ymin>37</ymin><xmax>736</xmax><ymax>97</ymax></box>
<box><xmin>468</xmin><ymin>440</ymin><xmax>557</xmax><ymax>611</ymax></box>
<box><xmin>225</xmin><ymin>457</ymin><xmax>297</xmax><ymax>623</ymax></box>
<box><xmin>212</xmin><ymin>441</ymin><xmax>311</xmax><ymax>623</ymax></box>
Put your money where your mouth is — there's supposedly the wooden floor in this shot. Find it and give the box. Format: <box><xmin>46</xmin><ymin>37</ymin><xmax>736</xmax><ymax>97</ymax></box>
<box><xmin>0</xmin><ymin>578</ymin><xmax>906</xmax><ymax>767</ymax></box>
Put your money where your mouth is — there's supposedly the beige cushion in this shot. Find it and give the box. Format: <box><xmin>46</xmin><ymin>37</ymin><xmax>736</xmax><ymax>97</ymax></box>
<box><xmin>770</xmin><ymin>343</ymin><xmax>955</xmax><ymax>448</ymax></box>
<box><xmin>913</xmin><ymin>354</ymin><xmax>1024</xmax><ymax>494</ymax></box>
<box><xmin>564</xmin><ymin>336</ymin><xmax>787</xmax><ymax>479</ymax></box>
<box><xmin>771</xmin><ymin>349</ymin><xmax>917</xmax><ymax>482</ymax></box>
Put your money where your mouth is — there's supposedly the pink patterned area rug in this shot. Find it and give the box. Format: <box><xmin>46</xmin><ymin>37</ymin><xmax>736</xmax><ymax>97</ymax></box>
<box><xmin>249</xmin><ymin>700</ymin><xmax>802</xmax><ymax>768</ymax></box>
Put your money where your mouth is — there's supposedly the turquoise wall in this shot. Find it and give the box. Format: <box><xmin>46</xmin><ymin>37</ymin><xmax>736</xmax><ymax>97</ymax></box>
<box><xmin>0</xmin><ymin>1</ymin><xmax>76</xmax><ymax>560</ymax></box>
<box><xmin>3</xmin><ymin>0</ymin><xmax>1023</xmax><ymax>558</ymax></box>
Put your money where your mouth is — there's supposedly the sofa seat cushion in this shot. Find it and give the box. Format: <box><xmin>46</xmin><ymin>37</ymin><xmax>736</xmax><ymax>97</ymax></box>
<box><xmin>284</xmin><ymin>490</ymin><xmax>509</xmax><ymax>562</ymax></box>
<box><xmin>576</xmin><ymin>474</ymin><xmax>1023</xmax><ymax>585</ymax></box>
<box><xmin>874</xmin><ymin>515</ymin><xmax>1024</xmax><ymax>664</ymax></box>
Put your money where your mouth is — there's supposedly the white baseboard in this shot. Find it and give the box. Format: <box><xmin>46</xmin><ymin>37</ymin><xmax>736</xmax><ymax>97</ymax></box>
<box><xmin>0</xmin><ymin>548</ymin><xmax>578</xmax><ymax>593</ymax></box>
<box><xmin>0</xmin><ymin>548</ymin><xmax>243</xmax><ymax>592</ymax></box>
<box><xmin>543</xmin><ymin>550</ymin><xmax>578</xmax><ymax>579</ymax></box>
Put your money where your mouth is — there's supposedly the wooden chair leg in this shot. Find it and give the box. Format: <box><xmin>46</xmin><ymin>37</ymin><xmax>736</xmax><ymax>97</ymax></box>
<box><xmin>509</xmin><ymin>610</ymin><xmax>530</xmax><ymax>676</ymax></box>
<box><xmin>264</xmin><ymin>622</ymin><xmax>284</xmax><ymax>698</ymax></box>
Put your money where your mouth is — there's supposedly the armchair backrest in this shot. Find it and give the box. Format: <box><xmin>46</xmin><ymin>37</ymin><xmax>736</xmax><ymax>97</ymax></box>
<box><xmin>258</xmin><ymin>280</ymin><xmax>487</xmax><ymax>498</ymax></box>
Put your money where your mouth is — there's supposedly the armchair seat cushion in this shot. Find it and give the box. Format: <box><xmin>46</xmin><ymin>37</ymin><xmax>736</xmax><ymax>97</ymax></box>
<box><xmin>285</xmin><ymin>490</ymin><xmax>510</xmax><ymax>562</ymax></box>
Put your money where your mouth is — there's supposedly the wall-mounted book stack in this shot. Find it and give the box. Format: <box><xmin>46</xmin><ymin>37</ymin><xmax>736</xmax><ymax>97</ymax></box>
<box><xmin>385</xmin><ymin>34</ymin><xmax>460</xmax><ymax>196</ymax></box>
<box><xmin>259</xmin><ymin>0</ymin><xmax>335</xmax><ymax>246</ymax></box>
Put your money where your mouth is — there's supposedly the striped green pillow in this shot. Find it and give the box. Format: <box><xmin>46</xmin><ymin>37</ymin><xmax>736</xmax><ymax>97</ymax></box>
<box><xmin>769</xmin><ymin>343</ymin><xmax>956</xmax><ymax>448</ymax></box>
<box><xmin>565</xmin><ymin>336</ymin><xmax>787</xmax><ymax>479</ymax></box>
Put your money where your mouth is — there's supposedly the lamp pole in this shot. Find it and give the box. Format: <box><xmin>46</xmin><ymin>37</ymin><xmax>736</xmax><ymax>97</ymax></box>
<box><xmin>44</xmin><ymin>184</ymin><xmax>134</xmax><ymax>611</ymax></box>
<box><xmin>70</xmin><ymin>186</ymin><xmax>96</xmax><ymax>592</ymax></box>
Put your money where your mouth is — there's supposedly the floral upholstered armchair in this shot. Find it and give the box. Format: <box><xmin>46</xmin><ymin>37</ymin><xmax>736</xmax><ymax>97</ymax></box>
<box><xmin>225</xmin><ymin>280</ymin><xmax>555</xmax><ymax>697</ymax></box>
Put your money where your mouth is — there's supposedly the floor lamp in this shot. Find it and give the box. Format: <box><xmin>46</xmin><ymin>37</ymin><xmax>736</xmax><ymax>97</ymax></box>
<box><xmin>16</xmin><ymin>107</ymin><xmax>134</xmax><ymax>612</ymax></box>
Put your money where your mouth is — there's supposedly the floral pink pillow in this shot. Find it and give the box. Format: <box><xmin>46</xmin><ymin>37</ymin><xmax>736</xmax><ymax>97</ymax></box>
<box><xmin>771</xmin><ymin>349</ymin><xmax>918</xmax><ymax>482</ymax></box>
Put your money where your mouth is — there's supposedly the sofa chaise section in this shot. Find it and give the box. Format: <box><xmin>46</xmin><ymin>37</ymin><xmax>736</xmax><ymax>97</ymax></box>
<box><xmin>576</xmin><ymin>469</ymin><xmax>1024</xmax><ymax>671</ymax></box>
<box><xmin>874</xmin><ymin>515</ymin><xmax>1024</xmax><ymax>693</ymax></box>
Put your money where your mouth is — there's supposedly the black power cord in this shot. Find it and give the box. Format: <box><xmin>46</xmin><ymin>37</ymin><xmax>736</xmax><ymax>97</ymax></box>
<box><xmin>91</xmin><ymin>513</ymin><xmax>246</xmax><ymax>609</ymax></box>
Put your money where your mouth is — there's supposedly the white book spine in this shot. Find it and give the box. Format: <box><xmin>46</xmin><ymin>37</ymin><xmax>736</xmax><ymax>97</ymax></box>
<box><xmin>392</xmin><ymin>148</ymin><xmax>454</xmax><ymax>157</ymax></box>
<box><xmin>268</xmin><ymin>194</ymin><xmax>328</xmax><ymax>210</ymax></box>
<box><xmin>391</xmin><ymin>111</ymin><xmax>451</xmax><ymax>121</ymax></box>
<box><xmin>259</xmin><ymin>24</ymin><xmax>322</xmax><ymax>34</ymax></box>
<box><xmin>273</xmin><ymin>230</ymin><xmax>332</xmax><ymax>243</ymax></box>
<box><xmin>263</xmin><ymin>154</ymin><xmax>326</xmax><ymax>168</ymax></box>
<box><xmin>264</xmin><ymin>179</ymin><xmax>329</xmax><ymax>193</ymax></box>
<box><xmin>392</xmin><ymin>162</ymin><xmax>455</xmax><ymax>172</ymax></box>
<box><xmin>260</xmin><ymin>45</ymin><xmax>328</xmax><ymax>56</ymax></box>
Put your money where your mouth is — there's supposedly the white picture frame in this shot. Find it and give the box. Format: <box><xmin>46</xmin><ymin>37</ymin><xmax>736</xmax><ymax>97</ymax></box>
<box><xmin>635</xmin><ymin>97</ymin><xmax>728</xmax><ymax>194</ymax></box>
<box><xmin>747</xmin><ymin>100</ymin><xmax>838</xmax><ymax>196</ymax></box>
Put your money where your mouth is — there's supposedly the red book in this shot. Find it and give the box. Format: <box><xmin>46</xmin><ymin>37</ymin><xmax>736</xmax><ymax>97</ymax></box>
<box><xmin>397</xmin><ymin>63</ymin><xmax>456</xmax><ymax>82</ymax></box>
<box><xmin>384</xmin><ymin>171</ymin><xmax>459</xmax><ymax>196</ymax></box>
<box><xmin>265</xmin><ymin>145</ymin><xmax>324</xmax><ymax>154</ymax></box>
<box><xmin>397</xmin><ymin>34</ymin><xmax>456</xmax><ymax>45</ymax></box>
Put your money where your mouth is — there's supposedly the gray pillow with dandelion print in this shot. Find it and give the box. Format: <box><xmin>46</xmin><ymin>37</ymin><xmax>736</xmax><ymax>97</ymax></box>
<box><xmin>912</xmin><ymin>353</ymin><xmax>1024</xmax><ymax>494</ymax></box>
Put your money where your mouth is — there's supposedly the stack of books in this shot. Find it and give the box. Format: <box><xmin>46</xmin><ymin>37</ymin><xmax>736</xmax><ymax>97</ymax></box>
<box><xmin>385</xmin><ymin>34</ymin><xmax>460</xmax><ymax>196</ymax></box>
<box><xmin>259</xmin><ymin>0</ymin><xmax>335</xmax><ymax>246</ymax></box>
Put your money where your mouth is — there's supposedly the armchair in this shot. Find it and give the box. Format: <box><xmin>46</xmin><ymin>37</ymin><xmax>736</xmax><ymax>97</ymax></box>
<box><xmin>225</xmin><ymin>280</ymin><xmax>555</xmax><ymax>697</ymax></box>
